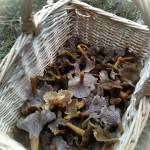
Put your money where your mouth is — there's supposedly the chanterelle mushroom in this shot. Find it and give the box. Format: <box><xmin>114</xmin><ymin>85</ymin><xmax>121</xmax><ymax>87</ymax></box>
<box><xmin>17</xmin><ymin>110</ymin><xmax>56</xmax><ymax>150</ymax></box>
<box><xmin>68</xmin><ymin>73</ymin><xmax>97</xmax><ymax>98</ymax></box>
<box><xmin>88</xmin><ymin>95</ymin><xmax>121</xmax><ymax>130</ymax></box>
<box><xmin>51</xmin><ymin>136</ymin><xmax>70</xmax><ymax>150</ymax></box>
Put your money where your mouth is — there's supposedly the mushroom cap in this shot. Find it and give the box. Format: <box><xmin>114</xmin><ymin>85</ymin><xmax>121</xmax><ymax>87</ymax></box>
<box><xmin>17</xmin><ymin>110</ymin><xmax>56</xmax><ymax>138</ymax></box>
<box><xmin>68</xmin><ymin>73</ymin><xmax>97</xmax><ymax>98</ymax></box>
<box><xmin>43</xmin><ymin>90</ymin><xmax>73</xmax><ymax>109</ymax></box>
<box><xmin>51</xmin><ymin>136</ymin><xmax>70</xmax><ymax>150</ymax></box>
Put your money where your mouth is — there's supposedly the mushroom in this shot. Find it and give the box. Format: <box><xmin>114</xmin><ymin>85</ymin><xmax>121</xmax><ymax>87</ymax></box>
<box><xmin>88</xmin><ymin>95</ymin><xmax>121</xmax><ymax>130</ymax></box>
<box><xmin>65</xmin><ymin>99</ymin><xmax>86</xmax><ymax>115</ymax></box>
<box><xmin>16</xmin><ymin>110</ymin><xmax>56</xmax><ymax>150</ymax></box>
<box><xmin>58</xmin><ymin>50</ymin><xmax>76</xmax><ymax>64</ymax></box>
<box><xmin>89</xmin><ymin>95</ymin><xmax>108</xmax><ymax>113</ymax></box>
<box><xmin>110</xmin><ymin>70</ymin><xmax>118</xmax><ymax>80</ymax></box>
<box><xmin>44</xmin><ymin>64</ymin><xmax>62</xmax><ymax>80</ymax></box>
<box><xmin>59</xmin><ymin>61</ymin><xmax>75</xmax><ymax>75</ymax></box>
<box><xmin>80</xmin><ymin>123</ymin><xmax>93</xmax><ymax>147</ymax></box>
<box><xmin>90</xmin><ymin>122</ymin><xmax>119</xmax><ymax>142</ymax></box>
<box><xmin>66</xmin><ymin>122</ymin><xmax>85</xmax><ymax>136</ymax></box>
<box><xmin>63</xmin><ymin>36</ymin><xmax>82</xmax><ymax>51</ymax></box>
<box><xmin>43</xmin><ymin>90</ymin><xmax>73</xmax><ymax>110</ymax></box>
<box><xmin>110</xmin><ymin>97</ymin><xmax>122</xmax><ymax>105</ymax></box>
<box><xmin>97</xmin><ymin>106</ymin><xmax>121</xmax><ymax>130</ymax></box>
<box><xmin>78</xmin><ymin>55</ymin><xmax>95</xmax><ymax>73</ymax></box>
<box><xmin>113</xmin><ymin>56</ymin><xmax>133</xmax><ymax>70</ymax></box>
<box><xmin>119</xmin><ymin>62</ymin><xmax>140</xmax><ymax>84</ymax></box>
<box><xmin>48</xmin><ymin>117</ymin><xmax>67</xmax><ymax>135</ymax></box>
<box><xmin>100</xmin><ymin>80</ymin><xmax>122</xmax><ymax>91</ymax></box>
<box><xmin>75</xmin><ymin>100</ymin><xmax>85</xmax><ymax>109</ymax></box>
<box><xmin>64</xmin><ymin>111</ymin><xmax>89</xmax><ymax>121</ymax></box>
<box><xmin>51</xmin><ymin>136</ymin><xmax>70</xmax><ymax>150</ymax></box>
<box><xmin>68</xmin><ymin>73</ymin><xmax>97</xmax><ymax>98</ymax></box>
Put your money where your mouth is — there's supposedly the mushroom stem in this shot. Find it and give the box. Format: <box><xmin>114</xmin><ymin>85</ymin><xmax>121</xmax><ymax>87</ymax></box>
<box><xmin>80</xmin><ymin>72</ymin><xmax>84</xmax><ymax>84</ymax></box>
<box><xmin>66</xmin><ymin>122</ymin><xmax>85</xmax><ymax>136</ymax></box>
<box><xmin>77</xmin><ymin>44</ymin><xmax>89</xmax><ymax>60</ymax></box>
<box><xmin>106</xmin><ymin>63</ymin><xmax>118</xmax><ymax>72</ymax></box>
<box><xmin>64</xmin><ymin>111</ymin><xmax>89</xmax><ymax>121</ymax></box>
<box><xmin>114</xmin><ymin>57</ymin><xmax>133</xmax><ymax>69</ymax></box>
<box><xmin>114</xmin><ymin>57</ymin><xmax>122</xmax><ymax>69</ymax></box>
<box><xmin>30</xmin><ymin>137</ymin><xmax>39</xmax><ymax>150</ymax></box>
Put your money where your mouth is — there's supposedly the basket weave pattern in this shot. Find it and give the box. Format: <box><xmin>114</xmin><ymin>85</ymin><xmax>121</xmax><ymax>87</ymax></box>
<box><xmin>0</xmin><ymin>0</ymin><xmax>150</xmax><ymax>149</ymax></box>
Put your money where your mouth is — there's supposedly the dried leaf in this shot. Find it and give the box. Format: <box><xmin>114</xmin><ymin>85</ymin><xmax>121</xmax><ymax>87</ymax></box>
<box><xmin>68</xmin><ymin>73</ymin><xmax>97</xmax><ymax>98</ymax></box>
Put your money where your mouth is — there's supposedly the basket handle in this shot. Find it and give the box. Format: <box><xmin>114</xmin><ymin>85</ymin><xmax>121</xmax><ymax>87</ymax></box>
<box><xmin>21</xmin><ymin>0</ymin><xmax>54</xmax><ymax>35</ymax></box>
<box><xmin>21</xmin><ymin>0</ymin><xmax>36</xmax><ymax>34</ymax></box>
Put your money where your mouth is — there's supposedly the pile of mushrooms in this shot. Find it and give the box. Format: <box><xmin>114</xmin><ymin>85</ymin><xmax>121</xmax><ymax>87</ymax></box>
<box><xmin>17</xmin><ymin>37</ymin><xmax>141</xmax><ymax>150</ymax></box>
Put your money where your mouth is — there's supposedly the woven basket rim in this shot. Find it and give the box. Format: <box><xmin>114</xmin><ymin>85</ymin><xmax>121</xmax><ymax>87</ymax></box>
<box><xmin>0</xmin><ymin>1</ymin><xmax>150</xmax><ymax>150</ymax></box>
<box><xmin>34</xmin><ymin>0</ymin><xmax>149</xmax><ymax>33</ymax></box>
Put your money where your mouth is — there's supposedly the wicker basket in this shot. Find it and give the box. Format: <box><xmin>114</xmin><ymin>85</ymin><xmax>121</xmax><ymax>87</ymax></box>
<box><xmin>0</xmin><ymin>0</ymin><xmax>150</xmax><ymax>149</ymax></box>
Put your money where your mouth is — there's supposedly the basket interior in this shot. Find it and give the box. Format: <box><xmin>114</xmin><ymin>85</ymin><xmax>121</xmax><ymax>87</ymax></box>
<box><xmin>0</xmin><ymin>1</ymin><xmax>150</xmax><ymax>149</ymax></box>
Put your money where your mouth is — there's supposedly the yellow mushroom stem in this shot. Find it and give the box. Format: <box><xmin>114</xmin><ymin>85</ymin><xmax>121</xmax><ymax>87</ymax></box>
<box><xmin>30</xmin><ymin>137</ymin><xmax>39</xmax><ymax>150</ymax></box>
<box><xmin>77</xmin><ymin>44</ymin><xmax>90</xmax><ymax>60</ymax></box>
<box><xmin>53</xmin><ymin>129</ymin><xmax>65</xmax><ymax>136</ymax></box>
<box><xmin>77</xmin><ymin>44</ymin><xmax>89</xmax><ymax>51</ymax></box>
<box><xmin>106</xmin><ymin>63</ymin><xmax>118</xmax><ymax>72</ymax></box>
<box><xmin>64</xmin><ymin>111</ymin><xmax>89</xmax><ymax>121</ymax></box>
<box><xmin>114</xmin><ymin>57</ymin><xmax>133</xmax><ymax>69</ymax></box>
<box><xmin>66</xmin><ymin>122</ymin><xmax>85</xmax><ymax>136</ymax></box>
